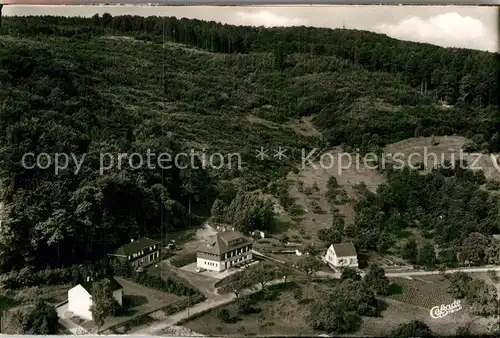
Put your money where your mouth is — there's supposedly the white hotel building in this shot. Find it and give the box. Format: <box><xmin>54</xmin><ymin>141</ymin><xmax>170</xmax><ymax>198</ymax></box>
<box><xmin>197</xmin><ymin>230</ymin><xmax>253</xmax><ymax>272</ymax></box>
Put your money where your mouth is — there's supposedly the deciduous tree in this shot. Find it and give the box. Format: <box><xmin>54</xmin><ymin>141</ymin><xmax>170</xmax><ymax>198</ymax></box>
<box><xmin>90</xmin><ymin>279</ymin><xmax>121</xmax><ymax>331</ymax></box>
<box><xmin>363</xmin><ymin>264</ymin><xmax>390</xmax><ymax>296</ymax></box>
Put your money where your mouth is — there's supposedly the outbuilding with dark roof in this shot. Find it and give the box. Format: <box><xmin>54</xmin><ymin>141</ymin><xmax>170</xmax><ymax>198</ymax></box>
<box><xmin>108</xmin><ymin>237</ymin><xmax>160</xmax><ymax>268</ymax></box>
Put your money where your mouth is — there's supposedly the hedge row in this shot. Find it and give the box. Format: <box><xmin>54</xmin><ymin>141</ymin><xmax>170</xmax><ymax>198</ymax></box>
<box><xmin>162</xmin><ymin>294</ymin><xmax>206</xmax><ymax>316</ymax></box>
<box><xmin>1</xmin><ymin>260</ymin><xmax>205</xmax><ymax>302</ymax></box>
<box><xmin>131</xmin><ymin>273</ymin><xmax>204</xmax><ymax>298</ymax></box>
<box><xmin>0</xmin><ymin>266</ymin><xmax>82</xmax><ymax>289</ymax></box>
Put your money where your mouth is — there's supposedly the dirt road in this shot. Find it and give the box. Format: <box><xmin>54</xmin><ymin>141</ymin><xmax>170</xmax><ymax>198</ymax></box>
<box><xmin>316</xmin><ymin>266</ymin><xmax>500</xmax><ymax>279</ymax></box>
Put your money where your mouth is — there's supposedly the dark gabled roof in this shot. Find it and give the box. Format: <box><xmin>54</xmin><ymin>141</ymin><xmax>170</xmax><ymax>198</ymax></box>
<box><xmin>218</xmin><ymin>230</ymin><xmax>244</xmax><ymax>243</ymax></box>
<box><xmin>80</xmin><ymin>277</ymin><xmax>122</xmax><ymax>294</ymax></box>
<box><xmin>332</xmin><ymin>243</ymin><xmax>357</xmax><ymax>257</ymax></box>
<box><xmin>198</xmin><ymin>231</ymin><xmax>252</xmax><ymax>255</ymax></box>
<box><xmin>115</xmin><ymin>237</ymin><xmax>159</xmax><ymax>256</ymax></box>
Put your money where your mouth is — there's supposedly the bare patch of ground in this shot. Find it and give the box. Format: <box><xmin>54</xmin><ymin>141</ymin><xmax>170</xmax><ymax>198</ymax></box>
<box><xmin>246</xmin><ymin>115</ymin><xmax>280</xmax><ymax>130</ymax></box>
<box><xmin>384</xmin><ymin>136</ymin><xmax>500</xmax><ymax>181</ymax></box>
<box><xmin>357</xmin><ymin>298</ymin><xmax>480</xmax><ymax>337</ymax></box>
<box><xmin>261</xmin><ymin>136</ymin><xmax>500</xmax><ymax>261</ymax></box>
<box><xmin>286</xmin><ymin>146</ymin><xmax>385</xmax><ymax>237</ymax></box>
<box><xmin>184</xmin><ymin>282</ymin><xmax>330</xmax><ymax>336</ymax></box>
<box><xmin>101</xmin><ymin>35</ymin><xmax>136</xmax><ymax>41</ymax></box>
<box><xmin>184</xmin><ymin>277</ymin><xmax>487</xmax><ymax>337</ymax></box>
<box><xmin>165</xmin><ymin>42</ymin><xmax>215</xmax><ymax>55</ymax></box>
<box><xmin>287</xmin><ymin>116</ymin><xmax>323</xmax><ymax>138</ymax></box>
<box><xmin>254</xmin><ymin>144</ymin><xmax>386</xmax><ymax>261</ymax></box>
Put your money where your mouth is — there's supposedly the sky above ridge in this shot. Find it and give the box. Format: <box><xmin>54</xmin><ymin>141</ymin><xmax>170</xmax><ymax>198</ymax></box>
<box><xmin>3</xmin><ymin>5</ymin><xmax>498</xmax><ymax>52</ymax></box>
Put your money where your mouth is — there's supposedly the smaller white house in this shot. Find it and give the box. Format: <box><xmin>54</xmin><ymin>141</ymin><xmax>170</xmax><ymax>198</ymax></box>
<box><xmin>325</xmin><ymin>243</ymin><xmax>358</xmax><ymax>268</ymax></box>
<box><xmin>68</xmin><ymin>277</ymin><xmax>123</xmax><ymax>321</ymax></box>
<box><xmin>250</xmin><ymin>230</ymin><xmax>266</xmax><ymax>239</ymax></box>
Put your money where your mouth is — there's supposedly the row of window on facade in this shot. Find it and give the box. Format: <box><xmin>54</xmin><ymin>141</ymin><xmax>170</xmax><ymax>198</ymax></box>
<box><xmin>132</xmin><ymin>252</ymin><xmax>159</xmax><ymax>265</ymax></box>
<box><xmin>128</xmin><ymin>246</ymin><xmax>157</xmax><ymax>260</ymax></box>
<box><xmin>228</xmin><ymin>255</ymin><xmax>249</xmax><ymax>265</ymax></box>
<box><xmin>224</xmin><ymin>246</ymin><xmax>250</xmax><ymax>260</ymax></box>
<box><xmin>337</xmin><ymin>258</ymin><xmax>353</xmax><ymax>264</ymax></box>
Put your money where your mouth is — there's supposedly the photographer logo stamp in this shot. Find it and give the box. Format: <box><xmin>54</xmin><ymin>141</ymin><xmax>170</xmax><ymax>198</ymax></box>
<box><xmin>430</xmin><ymin>300</ymin><xmax>462</xmax><ymax>319</ymax></box>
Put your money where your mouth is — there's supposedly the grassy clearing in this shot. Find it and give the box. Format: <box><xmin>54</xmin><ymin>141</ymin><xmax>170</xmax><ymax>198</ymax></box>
<box><xmin>186</xmin><ymin>275</ymin><xmax>487</xmax><ymax>336</ymax></box>
<box><xmin>185</xmin><ymin>280</ymin><xmax>337</xmax><ymax>336</ymax></box>
<box><xmin>170</xmin><ymin>252</ymin><xmax>197</xmax><ymax>268</ymax></box>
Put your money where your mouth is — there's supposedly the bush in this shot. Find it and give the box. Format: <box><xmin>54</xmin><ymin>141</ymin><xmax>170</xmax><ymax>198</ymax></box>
<box><xmin>288</xmin><ymin>204</ymin><xmax>305</xmax><ymax>216</ymax></box>
<box><xmin>238</xmin><ymin>297</ymin><xmax>257</xmax><ymax>314</ymax></box>
<box><xmin>485</xmin><ymin>180</ymin><xmax>500</xmax><ymax>190</ymax></box>
<box><xmin>218</xmin><ymin>309</ymin><xmax>232</xmax><ymax>323</ymax></box>
<box><xmin>297</xmin><ymin>180</ymin><xmax>304</xmax><ymax>193</ymax></box>
<box><xmin>0</xmin><ymin>266</ymin><xmax>75</xmax><ymax>289</ymax></box>
<box><xmin>318</xmin><ymin>228</ymin><xmax>342</xmax><ymax>244</ymax></box>
<box><xmin>279</xmin><ymin>235</ymin><xmax>289</xmax><ymax>244</ymax></box>
<box><xmin>309</xmin><ymin>201</ymin><xmax>324</xmax><ymax>214</ymax></box>
<box><xmin>487</xmin><ymin>270</ymin><xmax>498</xmax><ymax>283</ymax></box>
<box><xmin>293</xmin><ymin>287</ymin><xmax>303</xmax><ymax>300</ymax></box>
<box><xmin>462</xmin><ymin>141</ymin><xmax>479</xmax><ymax>152</ymax></box>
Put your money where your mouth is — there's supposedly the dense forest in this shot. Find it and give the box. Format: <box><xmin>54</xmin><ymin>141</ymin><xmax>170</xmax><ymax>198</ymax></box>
<box><xmin>3</xmin><ymin>13</ymin><xmax>498</xmax><ymax>108</ymax></box>
<box><xmin>354</xmin><ymin>164</ymin><xmax>500</xmax><ymax>267</ymax></box>
<box><xmin>0</xmin><ymin>14</ymin><xmax>498</xmax><ymax>272</ymax></box>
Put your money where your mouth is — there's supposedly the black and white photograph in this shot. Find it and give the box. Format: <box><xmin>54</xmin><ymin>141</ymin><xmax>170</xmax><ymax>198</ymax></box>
<box><xmin>0</xmin><ymin>1</ymin><xmax>498</xmax><ymax>336</ymax></box>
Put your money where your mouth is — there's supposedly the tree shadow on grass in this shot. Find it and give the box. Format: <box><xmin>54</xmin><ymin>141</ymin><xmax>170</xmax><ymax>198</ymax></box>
<box><xmin>388</xmin><ymin>283</ymin><xmax>403</xmax><ymax>296</ymax></box>
<box><xmin>377</xmin><ymin>299</ymin><xmax>389</xmax><ymax>313</ymax></box>
<box><xmin>123</xmin><ymin>295</ymin><xmax>148</xmax><ymax>308</ymax></box>
<box><xmin>0</xmin><ymin>295</ymin><xmax>17</xmax><ymax>310</ymax></box>
<box><xmin>267</xmin><ymin>218</ymin><xmax>292</xmax><ymax>234</ymax></box>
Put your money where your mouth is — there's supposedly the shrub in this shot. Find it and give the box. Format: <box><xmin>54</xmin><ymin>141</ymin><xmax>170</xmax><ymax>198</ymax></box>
<box><xmin>309</xmin><ymin>201</ymin><xmax>323</xmax><ymax>214</ymax></box>
<box><xmin>487</xmin><ymin>270</ymin><xmax>498</xmax><ymax>282</ymax></box>
<box><xmin>485</xmin><ymin>180</ymin><xmax>500</xmax><ymax>190</ymax></box>
<box><xmin>238</xmin><ymin>297</ymin><xmax>256</xmax><ymax>314</ymax></box>
<box><xmin>297</xmin><ymin>180</ymin><xmax>304</xmax><ymax>193</ymax></box>
<box><xmin>217</xmin><ymin>309</ymin><xmax>232</xmax><ymax>323</ymax></box>
<box><xmin>288</xmin><ymin>204</ymin><xmax>305</xmax><ymax>216</ymax></box>
<box><xmin>279</xmin><ymin>235</ymin><xmax>289</xmax><ymax>244</ymax></box>
<box><xmin>293</xmin><ymin>287</ymin><xmax>303</xmax><ymax>300</ymax></box>
<box><xmin>318</xmin><ymin>228</ymin><xmax>342</xmax><ymax>244</ymax></box>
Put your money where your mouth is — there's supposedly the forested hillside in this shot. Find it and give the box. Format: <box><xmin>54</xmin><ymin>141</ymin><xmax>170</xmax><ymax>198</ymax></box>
<box><xmin>0</xmin><ymin>14</ymin><xmax>498</xmax><ymax>272</ymax></box>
